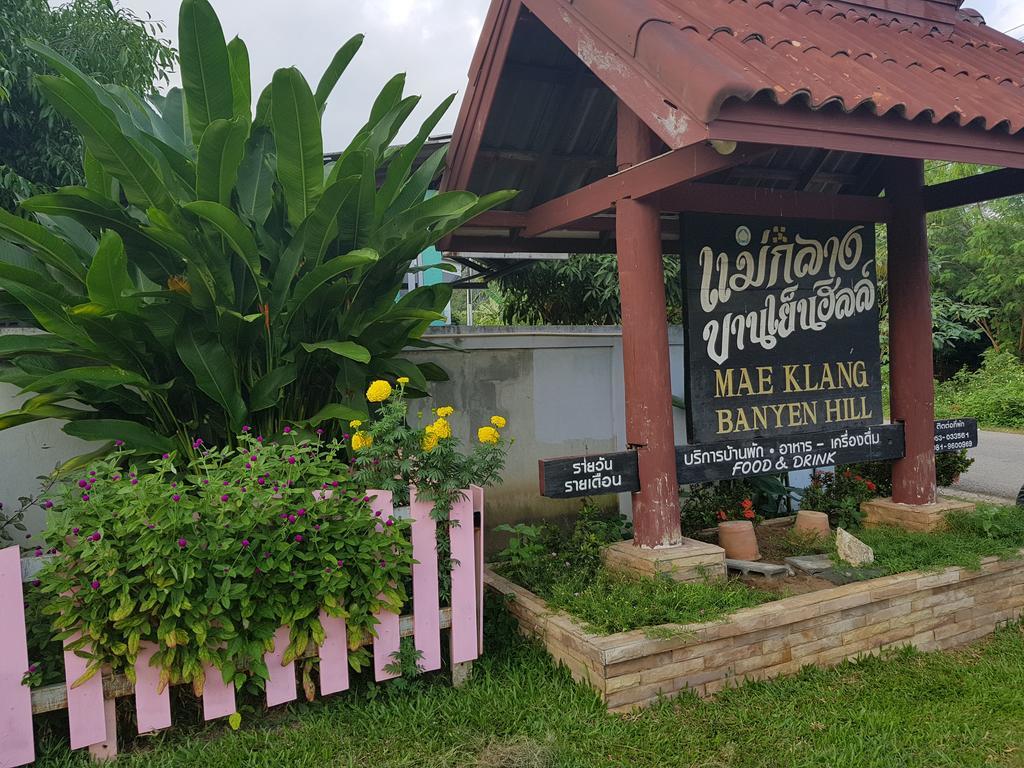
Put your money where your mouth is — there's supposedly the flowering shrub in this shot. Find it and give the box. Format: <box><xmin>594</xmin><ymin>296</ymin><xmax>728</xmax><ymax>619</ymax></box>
<box><xmin>715</xmin><ymin>497</ymin><xmax>761</xmax><ymax>524</ymax></box>
<box><xmin>799</xmin><ymin>470</ymin><xmax>877</xmax><ymax>529</ymax></box>
<box><xmin>32</xmin><ymin>431</ymin><xmax>412</xmax><ymax>693</ymax></box>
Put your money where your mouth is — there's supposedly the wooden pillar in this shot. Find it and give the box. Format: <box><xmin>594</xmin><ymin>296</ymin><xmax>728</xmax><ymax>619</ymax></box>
<box><xmin>615</xmin><ymin>102</ymin><xmax>683</xmax><ymax>548</ymax></box>
<box><xmin>885</xmin><ymin>158</ymin><xmax>937</xmax><ymax>505</ymax></box>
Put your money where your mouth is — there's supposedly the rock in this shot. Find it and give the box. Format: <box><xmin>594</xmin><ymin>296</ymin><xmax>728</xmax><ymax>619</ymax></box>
<box><xmin>784</xmin><ymin>554</ymin><xmax>833</xmax><ymax>575</ymax></box>
<box><xmin>836</xmin><ymin>527</ymin><xmax>874</xmax><ymax>566</ymax></box>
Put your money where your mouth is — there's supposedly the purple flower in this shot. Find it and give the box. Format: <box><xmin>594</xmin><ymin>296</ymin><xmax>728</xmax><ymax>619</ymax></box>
<box><xmin>250</xmin><ymin>455</ymin><xmax>257</xmax><ymax>462</ymax></box>
<box><xmin>288</xmin><ymin>456</ymin><xmax>296</xmax><ymax>465</ymax></box>
<box><xmin>90</xmin><ymin>580</ymin><xmax>100</xmax><ymax>590</ymax></box>
<box><xmin>78</xmin><ymin>479</ymin><xmax>88</xmax><ymax>489</ymax></box>
<box><xmin>147</xmin><ymin>523</ymin><xmax>155</xmax><ymax>530</ymax></box>
<box><xmin>245</xmin><ymin>462</ymin><xmax>252</xmax><ymax>470</ymax></box>
<box><xmin>43</xmin><ymin>500</ymin><xmax>54</xmax><ymax>510</ymax></box>
<box><xmin>294</xmin><ymin>534</ymin><xmax>304</xmax><ymax>543</ymax></box>
<box><xmin>316</xmin><ymin>428</ymin><xmax>324</xmax><ymax>436</ymax></box>
<box><xmin>90</xmin><ymin>532</ymin><xmax>101</xmax><ymax>542</ymax></box>
<box><xmin>171</xmin><ymin>482</ymin><xmax>177</xmax><ymax>489</ymax></box>
<box><xmin>283</xmin><ymin>426</ymin><xmax>292</xmax><ymax>434</ymax></box>
<box><xmin>34</xmin><ymin>547</ymin><xmax>43</xmax><ymax>557</ymax></box>
<box><xmin>241</xmin><ymin>539</ymin><xmax>250</xmax><ymax>548</ymax></box>
<box><xmin>256</xmin><ymin>436</ymin><xmax>264</xmax><ymax>443</ymax></box>
<box><xmin>162</xmin><ymin>453</ymin><xmax>170</xmax><ymax>460</ymax></box>
<box><xmin>131</xmin><ymin>478</ymin><xmax>139</xmax><ymax>486</ymax></box>
<box><xmin>342</xmin><ymin>433</ymin><xmax>351</xmax><ymax>441</ymax></box>
<box><xmin>32</xmin><ymin>579</ymin><xmax>41</xmax><ymax>587</ymax></box>
<box><xmin>89</xmin><ymin>471</ymin><xmax>96</xmax><ymax>477</ymax></box>
<box><xmin>242</xmin><ymin>425</ymin><xmax>251</xmax><ymax>433</ymax></box>
<box><xmin>111</xmin><ymin>475</ymin><xmax>121</xmax><ymax>482</ymax></box>
<box><xmin>221</xmin><ymin>494</ymin><xmax>230</xmax><ymax>503</ymax></box>
<box><xmin>331</xmin><ymin>481</ymin><xmax>339</xmax><ymax>488</ymax></box>
<box><xmin>314</xmin><ymin>524</ymin><xmax>321</xmax><ymax>531</ymax></box>
<box><xmin>288</xmin><ymin>515</ymin><xmax>296</xmax><ymax>523</ymax></box>
<box><xmin>28</xmin><ymin>664</ymin><xmax>38</xmax><ymax>674</ymax></box>
<box><xmin>386</xmin><ymin>519</ymin><xmax>394</xmax><ymax>527</ymax></box>
<box><xmin>223</xmin><ymin>480</ymin><xmax>230</xmax><ymax>486</ymax></box>
<box><xmin>363</xmin><ymin>496</ymin><xmax>371</xmax><ymax>503</ymax></box>
<box><xmin>337</xmin><ymin>560</ymin><xmax>344</xmax><ymax>567</ymax></box>
<box><xmin>255</xmin><ymin>567</ymin><xmax>262</xmax><ymax>574</ymax></box>
<box><xmin>177</xmin><ymin>538</ymin><xmax>187</xmax><ymax>549</ymax></box>
<box><xmin>296</xmin><ymin>508</ymin><xmax>306</xmax><ymax>517</ymax></box>
<box><xmin>379</xmin><ymin>560</ymin><xmax>386</xmax><ymax>568</ymax></box>
<box><xmin>193</xmin><ymin>438</ymin><xmax>204</xmax><ymax>449</ymax></box>
<box><xmin>263</xmin><ymin>552</ymin><xmax>271</xmax><ymax>559</ymax></box>
<box><xmin>172</xmin><ymin>494</ymin><xmax>181</xmax><ymax>502</ymax></box>
<box><xmin>72</xmin><ymin>527</ymin><xmax>80</xmax><ymax>535</ymax></box>
<box><xmin>374</xmin><ymin>510</ymin><xmax>382</xmax><ymax>518</ymax></box>
<box><xmin>114</xmin><ymin>439</ymin><xmax>124</xmax><ymax>447</ymax></box>
<box><xmin>81</xmin><ymin>494</ymin><xmax>90</xmax><ymax>502</ymax></box>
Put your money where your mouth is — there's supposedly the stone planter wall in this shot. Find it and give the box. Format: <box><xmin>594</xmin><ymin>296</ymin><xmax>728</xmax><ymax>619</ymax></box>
<box><xmin>486</xmin><ymin>552</ymin><xmax>1024</xmax><ymax>712</ymax></box>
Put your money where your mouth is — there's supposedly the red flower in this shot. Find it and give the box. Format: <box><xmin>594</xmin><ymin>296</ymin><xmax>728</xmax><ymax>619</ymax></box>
<box><xmin>717</xmin><ymin>510</ymin><xmax>728</xmax><ymax>521</ymax></box>
<box><xmin>866</xmin><ymin>481</ymin><xmax>877</xmax><ymax>492</ymax></box>
<box><xmin>743</xmin><ymin>509</ymin><xmax>756</xmax><ymax>520</ymax></box>
<box><xmin>741</xmin><ymin>498</ymin><xmax>754</xmax><ymax>510</ymax></box>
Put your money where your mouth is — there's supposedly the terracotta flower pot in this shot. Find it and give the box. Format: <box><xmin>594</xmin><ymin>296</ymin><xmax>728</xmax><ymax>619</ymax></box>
<box><xmin>794</xmin><ymin>510</ymin><xmax>831</xmax><ymax>541</ymax></box>
<box><xmin>718</xmin><ymin>520</ymin><xmax>761</xmax><ymax>561</ymax></box>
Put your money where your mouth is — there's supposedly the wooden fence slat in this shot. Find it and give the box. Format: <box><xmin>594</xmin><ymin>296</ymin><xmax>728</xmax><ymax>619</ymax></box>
<box><xmin>0</xmin><ymin>547</ymin><xmax>34</xmax><ymax>768</ymax></box>
<box><xmin>471</xmin><ymin>485</ymin><xmax>486</xmax><ymax>656</ymax></box>
<box><xmin>317</xmin><ymin>610</ymin><xmax>349</xmax><ymax>696</ymax></box>
<box><xmin>449</xmin><ymin>493</ymin><xmax>478</xmax><ymax>664</ymax></box>
<box><xmin>87</xmin><ymin>698</ymin><xmax>118</xmax><ymax>761</ymax></box>
<box><xmin>410</xmin><ymin>487</ymin><xmax>442</xmax><ymax>672</ymax></box>
<box><xmin>202</xmin><ymin>662</ymin><xmax>236</xmax><ymax>721</ymax></box>
<box><xmin>134</xmin><ymin>642</ymin><xmax>171</xmax><ymax>733</ymax></box>
<box><xmin>368</xmin><ymin>490</ymin><xmax>401</xmax><ymax>682</ymax></box>
<box><xmin>64</xmin><ymin>634</ymin><xmax>108</xmax><ymax>749</ymax></box>
<box><xmin>264</xmin><ymin>626</ymin><xmax>297</xmax><ymax>707</ymax></box>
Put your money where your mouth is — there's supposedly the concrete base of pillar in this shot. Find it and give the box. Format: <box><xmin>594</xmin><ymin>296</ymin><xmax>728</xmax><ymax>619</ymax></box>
<box><xmin>602</xmin><ymin>538</ymin><xmax>727</xmax><ymax>583</ymax></box>
<box><xmin>861</xmin><ymin>497</ymin><xmax>977</xmax><ymax>533</ymax></box>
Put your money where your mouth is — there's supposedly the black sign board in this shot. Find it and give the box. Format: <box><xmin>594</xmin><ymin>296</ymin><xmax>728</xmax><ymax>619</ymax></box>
<box><xmin>682</xmin><ymin>215</ymin><xmax>884</xmax><ymax>444</ymax></box>
<box><xmin>934</xmin><ymin>418</ymin><xmax>979</xmax><ymax>454</ymax></box>
<box><xmin>677</xmin><ymin>424</ymin><xmax>905</xmax><ymax>484</ymax></box>
<box><xmin>539</xmin><ymin>452</ymin><xmax>640</xmax><ymax>499</ymax></box>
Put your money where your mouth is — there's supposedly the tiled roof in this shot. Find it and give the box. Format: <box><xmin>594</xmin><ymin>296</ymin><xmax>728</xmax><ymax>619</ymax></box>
<box><xmin>592</xmin><ymin>0</ymin><xmax>1024</xmax><ymax>134</ymax></box>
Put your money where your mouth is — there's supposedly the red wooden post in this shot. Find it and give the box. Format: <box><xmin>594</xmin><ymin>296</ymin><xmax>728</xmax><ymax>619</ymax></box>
<box><xmin>886</xmin><ymin>157</ymin><xmax>937</xmax><ymax>505</ymax></box>
<box><xmin>616</xmin><ymin>102</ymin><xmax>683</xmax><ymax>548</ymax></box>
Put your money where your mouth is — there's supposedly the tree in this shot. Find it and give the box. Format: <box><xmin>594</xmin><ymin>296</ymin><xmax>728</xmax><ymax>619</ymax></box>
<box><xmin>497</xmin><ymin>253</ymin><xmax>683</xmax><ymax>326</ymax></box>
<box><xmin>0</xmin><ymin>0</ymin><xmax>513</xmax><ymax>462</ymax></box>
<box><xmin>0</xmin><ymin>0</ymin><xmax>176</xmax><ymax>209</ymax></box>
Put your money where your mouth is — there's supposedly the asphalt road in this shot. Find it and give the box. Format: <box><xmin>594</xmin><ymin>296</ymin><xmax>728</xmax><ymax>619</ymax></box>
<box><xmin>946</xmin><ymin>430</ymin><xmax>1024</xmax><ymax>503</ymax></box>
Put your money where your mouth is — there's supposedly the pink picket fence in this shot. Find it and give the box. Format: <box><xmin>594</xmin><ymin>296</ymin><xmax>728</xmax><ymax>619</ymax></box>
<box><xmin>0</xmin><ymin>486</ymin><xmax>486</xmax><ymax>766</ymax></box>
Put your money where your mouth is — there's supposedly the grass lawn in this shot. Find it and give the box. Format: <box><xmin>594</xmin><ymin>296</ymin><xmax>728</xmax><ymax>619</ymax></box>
<box><xmin>31</xmin><ymin>610</ymin><xmax>1024</xmax><ymax>768</ymax></box>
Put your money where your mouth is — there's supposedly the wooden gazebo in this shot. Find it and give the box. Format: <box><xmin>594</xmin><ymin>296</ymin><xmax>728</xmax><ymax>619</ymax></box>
<box><xmin>442</xmin><ymin>0</ymin><xmax>1024</xmax><ymax>553</ymax></box>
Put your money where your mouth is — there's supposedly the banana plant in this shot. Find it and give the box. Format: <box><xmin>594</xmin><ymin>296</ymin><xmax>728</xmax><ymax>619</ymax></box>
<box><xmin>0</xmin><ymin>0</ymin><xmax>514</xmax><ymax>461</ymax></box>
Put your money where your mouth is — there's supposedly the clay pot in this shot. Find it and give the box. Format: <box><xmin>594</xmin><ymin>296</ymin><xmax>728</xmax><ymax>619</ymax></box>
<box><xmin>794</xmin><ymin>510</ymin><xmax>831</xmax><ymax>541</ymax></box>
<box><xmin>718</xmin><ymin>520</ymin><xmax>761</xmax><ymax>561</ymax></box>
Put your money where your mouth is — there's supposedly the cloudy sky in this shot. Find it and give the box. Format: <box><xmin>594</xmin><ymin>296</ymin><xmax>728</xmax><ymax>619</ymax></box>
<box><xmin>128</xmin><ymin>0</ymin><xmax>1024</xmax><ymax>153</ymax></box>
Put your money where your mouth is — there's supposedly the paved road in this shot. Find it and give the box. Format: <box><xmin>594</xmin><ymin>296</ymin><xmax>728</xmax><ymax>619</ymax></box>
<box><xmin>946</xmin><ymin>430</ymin><xmax>1024</xmax><ymax>503</ymax></box>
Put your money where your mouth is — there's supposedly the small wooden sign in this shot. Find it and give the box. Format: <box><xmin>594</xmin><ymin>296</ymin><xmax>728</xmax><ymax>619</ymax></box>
<box><xmin>539</xmin><ymin>452</ymin><xmax>640</xmax><ymax>499</ymax></box>
<box><xmin>676</xmin><ymin>424</ymin><xmax>905</xmax><ymax>484</ymax></box>
<box><xmin>934</xmin><ymin>418</ymin><xmax>979</xmax><ymax>453</ymax></box>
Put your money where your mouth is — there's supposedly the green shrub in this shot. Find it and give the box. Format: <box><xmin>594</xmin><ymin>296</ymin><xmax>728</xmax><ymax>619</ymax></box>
<box><xmin>848</xmin><ymin>450</ymin><xmax>975</xmax><ymax>497</ymax></box>
<box><xmin>681</xmin><ymin>475</ymin><xmax>792</xmax><ymax>535</ymax></box>
<box><xmin>799</xmin><ymin>471</ymin><xmax>876</xmax><ymax>529</ymax></box>
<box><xmin>935</xmin><ymin>350</ymin><xmax>1024</xmax><ymax>429</ymax></box>
<box><xmin>0</xmin><ymin>0</ymin><xmax>513</xmax><ymax>461</ymax></box>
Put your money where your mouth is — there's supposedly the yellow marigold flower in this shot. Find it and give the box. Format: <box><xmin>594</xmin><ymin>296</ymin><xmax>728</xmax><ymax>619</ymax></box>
<box><xmin>366</xmin><ymin>380</ymin><xmax>392</xmax><ymax>403</ymax></box>
<box><xmin>349</xmin><ymin>420</ymin><xmax>363</xmax><ymax>429</ymax></box>
<box><xmin>397</xmin><ymin>377</ymin><xmax>410</xmax><ymax>385</ymax></box>
<box><xmin>422</xmin><ymin>432</ymin><xmax>439</xmax><ymax>452</ymax></box>
<box><xmin>478</xmin><ymin>426</ymin><xmax>500</xmax><ymax>445</ymax></box>
<box><xmin>431</xmin><ymin>418</ymin><xmax>452</xmax><ymax>440</ymax></box>
<box><xmin>437</xmin><ymin>406</ymin><xmax>454</xmax><ymax>418</ymax></box>
<box><xmin>490</xmin><ymin>415</ymin><xmax>507</xmax><ymax>429</ymax></box>
<box><xmin>351</xmin><ymin>432</ymin><xmax>373</xmax><ymax>451</ymax></box>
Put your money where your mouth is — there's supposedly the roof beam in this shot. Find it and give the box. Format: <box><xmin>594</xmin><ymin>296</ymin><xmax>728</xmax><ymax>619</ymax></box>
<box><xmin>660</xmin><ymin>183</ymin><xmax>891</xmax><ymax>222</ymax></box>
<box><xmin>923</xmin><ymin>168</ymin><xmax>1024</xmax><ymax>212</ymax></box>
<box><xmin>520</xmin><ymin>143</ymin><xmax>771</xmax><ymax>237</ymax></box>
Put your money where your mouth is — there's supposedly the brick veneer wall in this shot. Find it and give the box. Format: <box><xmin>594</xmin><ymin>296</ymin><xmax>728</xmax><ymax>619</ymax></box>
<box><xmin>486</xmin><ymin>553</ymin><xmax>1024</xmax><ymax>712</ymax></box>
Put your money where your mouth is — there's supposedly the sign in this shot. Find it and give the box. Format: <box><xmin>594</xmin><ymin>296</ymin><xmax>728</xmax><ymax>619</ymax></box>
<box><xmin>682</xmin><ymin>215</ymin><xmax>884</xmax><ymax>443</ymax></box>
<box><xmin>539</xmin><ymin>452</ymin><xmax>640</xmax><ymax>499</ymax></box>
<box><xmin>677</xmin><ymin>424</ymin><xmax>905</xmax><ymax>484</ymax></box>
<box><xmin>934</xmin><ymin>418</ymin><xmax>979</xmax><ymax>453</ymax></box>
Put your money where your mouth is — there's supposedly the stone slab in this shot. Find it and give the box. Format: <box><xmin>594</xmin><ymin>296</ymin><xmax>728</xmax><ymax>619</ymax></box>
<box><xmin>603</xmin><ymin>539</ymin><xmax>726</xmax><ymax>583</ymax></box>
<box><xmin>785</xmin><ymin>554</ymin><xmax>834</xmax><ymax>575</ymax></box>
<box><xmin>861</xmin><ymin>497</ymin><xmax>976</xmax><ymax>533</ymax></box>
<box><xmin>726</xmin><ymin>559</ymin><xmax>793</xmax><ymax>579</ymax></box>
<box><xmin>836</xmin><ymin>528</ymin><xmax>874</xmax><ymax>566</ymax></box>
<box><xmin>819</xmin><ymin>567</ymin><xmax>887</xmax><ymax>586</ymax></box>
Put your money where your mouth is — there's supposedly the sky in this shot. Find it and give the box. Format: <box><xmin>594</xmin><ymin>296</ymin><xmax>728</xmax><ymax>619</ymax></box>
<box><xmin>126</xmin><ymin>0</ymin><xmax>1024</xmax><ymax>153</ymax></box>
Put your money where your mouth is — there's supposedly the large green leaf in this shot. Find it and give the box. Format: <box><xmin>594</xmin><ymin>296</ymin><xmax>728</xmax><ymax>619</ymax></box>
<box><xmin>286</xmin><ymin>249</ymin><xmax>378</xmax><ymax>320</ymax></box>
<box><xmin>336</xmin><ymin>151</ymin><xmax>376</xmax><ymax>252</ymax></box>
<box><xmin>63</xmin><ymin>419</ymin><xmax>174</xmax><ymax>455</ymax></box>
<box><xmin>0</xmin><ymin>209</ymin><xmax>86</xmax><ymax>283</ymax></box>
<box><xmin>0</xmin><ymin>406</ymin><xmax>87</xmax><ymax>431</ymax></box>
<box><xmin>196</xmin><ymin>116</ymin><xmax>249</xmax><ymax>204</ymax></box>
<box><xmin>0</xmin><ymin>278</ymin><xmax>91</xmax><ymax>347</ymax></box>
<box><xmin>271</xmin><ymin>68</ymin><xmax>323</xmax><ymax>229</ymax></box>
<box><xmin>182</xmin><ymin>202</ymin><xmax>262</xmax><ymax>289</ymax></box>
<box><xmin>26</xmin><ymin>366</ymin><xmax>152</xmax><ymax>394</ymax></box>
<box><xmin>387</xmin><ymin>144</ymin><xmax>448</xmax><ymax>219</ymax></box>
<box><xmin>0</xmin><ymin>334</ymin><xmax>73</xmax><ymax>358</ymax></box>
<box><xmin>314</xmin><ymin>35</ymin><xmax>364</xmax><ymax>110</ymax></box>
<box><xmin>175</xmin><ymin>322</ymin><xmax>247</xmax><ymax>430</ymax></box>
<box><xmin>236</xmin><ymin>129</ymin><xmax>276</xmax><ymax>225</ymax></box>
<box><xmin>86</xmin><ymin>231</ymin><xmax>137</xmax><ymax>313</ymax></box>
<box><xmin>301</xmin><ymin>341</ymin><xmax>371</xmax><ymax>364</ymax></box>
<box><xmin>304</xmin><ymin>403</ymin><xmax>366</xmax><ymax>428</ymax></box>
<box><xmin>227</xmin><ymin>37</ymin><xmax>252</xmax><ymax>122</ymax></box>
<box><xmin>249</xmin><ymin>365</ymin><xmax>298</xmax><ymax>411</ymax></box>
<box><xmin>179</xmin><ymin>0</ymin><xmax>235</xmax><ymax>142</ymax></box>
<box><xmin>34</xmin><ymin>75</ymin><xmax>174</xmax><ymax>211</ymax></box>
